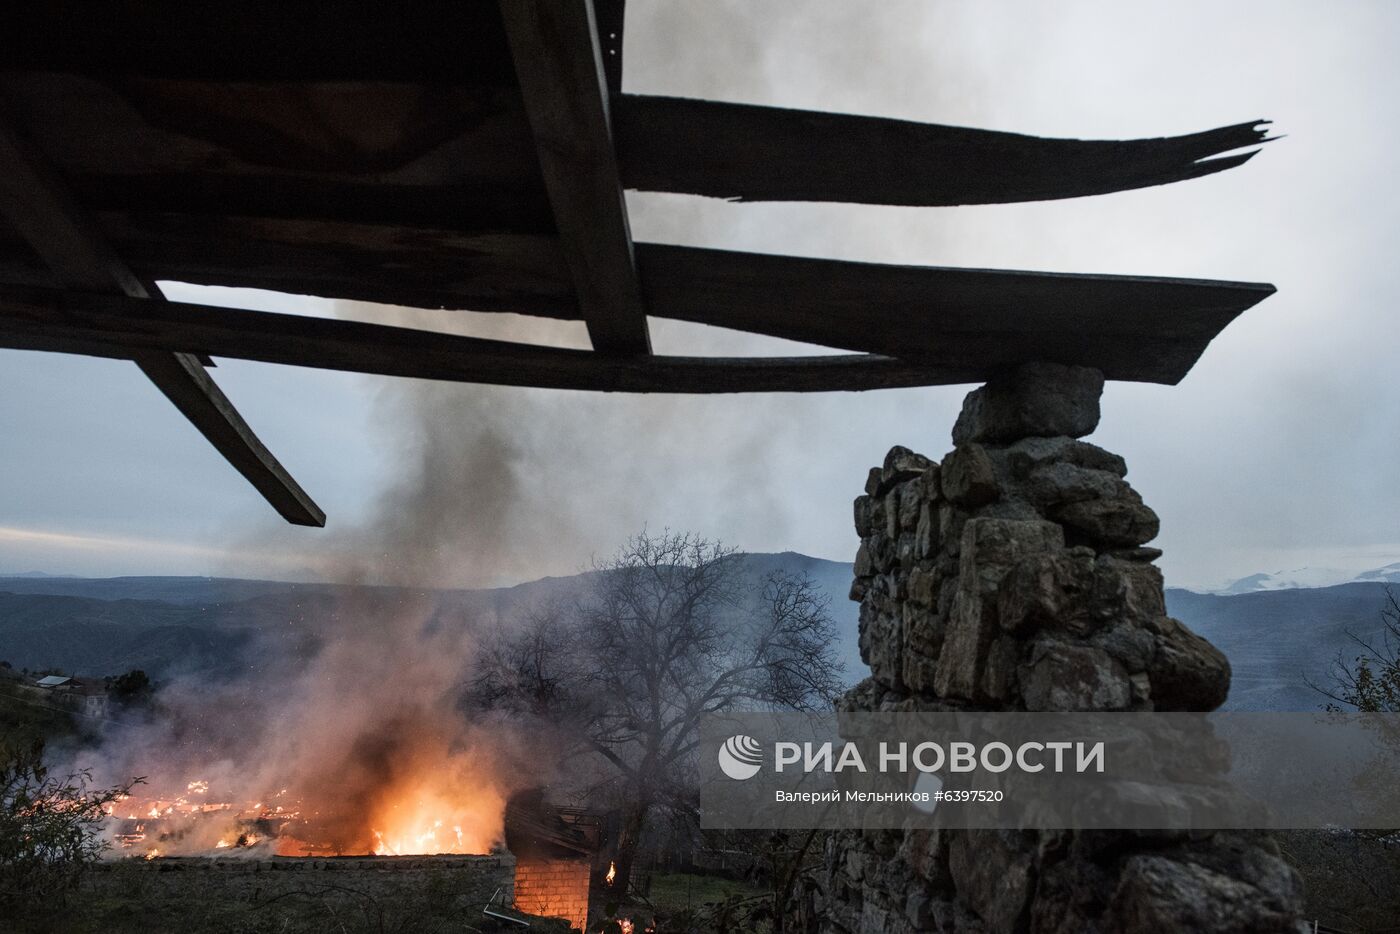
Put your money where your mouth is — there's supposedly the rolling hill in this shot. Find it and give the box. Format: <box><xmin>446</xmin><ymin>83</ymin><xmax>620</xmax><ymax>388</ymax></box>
<box><xmin>2</xmin><ymin>558</ymin><xmax>1389</xmax><ymax>710</ymax></box>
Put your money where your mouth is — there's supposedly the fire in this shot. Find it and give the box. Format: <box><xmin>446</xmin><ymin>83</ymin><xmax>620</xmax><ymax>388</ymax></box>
<box><xmin>606</xmin><ymin>861</ymin><xmax>617</xmax><ymax>885</ymax></box>
<box><xmin>364</xmin><ymin>779</ymin><xmax>502</xmax><ymax>856</ymax></box>
<box><xmin>618</xmin><ymin>920</ymin><xmax>634</xmax><ymax>934</ymax></box>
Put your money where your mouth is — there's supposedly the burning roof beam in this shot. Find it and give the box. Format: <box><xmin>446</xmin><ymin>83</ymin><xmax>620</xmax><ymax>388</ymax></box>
<box><xmin>499</xmin><ymin>0</ymin><xmax>652</xmax><ymax>356</ymax></box>
<box><xmin>0</xmin><ymin>110</ymin><xmax>325</xmax><ymax>527</ymax></box>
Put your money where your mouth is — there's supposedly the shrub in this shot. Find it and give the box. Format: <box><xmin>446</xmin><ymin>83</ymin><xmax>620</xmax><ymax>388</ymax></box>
<box><xmin>0</xmin><ymin>739</ymin><xmax>141</xmax><ymax>913</ymax></box>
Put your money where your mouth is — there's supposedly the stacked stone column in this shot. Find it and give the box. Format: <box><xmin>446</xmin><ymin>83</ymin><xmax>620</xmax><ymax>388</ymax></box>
<box><xmin>824</xmin><ymin>363</ymin><xmax>1304</xmax><ymax>933</ymax></box>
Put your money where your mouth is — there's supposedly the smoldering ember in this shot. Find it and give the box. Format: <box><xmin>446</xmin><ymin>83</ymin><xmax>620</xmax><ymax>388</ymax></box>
<box><xmin>3</xmin><ymin>4</ymin><xmax>1399</xmax><ymax>934</ymax></box>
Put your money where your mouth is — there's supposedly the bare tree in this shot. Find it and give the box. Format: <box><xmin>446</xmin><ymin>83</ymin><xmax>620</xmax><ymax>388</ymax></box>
<box><xmin>1309</xmin><ymin>587</ymin><xmax>1400</xmax><ymax>712</ymax></box>
<box><xmin>472</xmin><ymin>530</ymin><xmax>844</xmax><ymax>893</ymax></box>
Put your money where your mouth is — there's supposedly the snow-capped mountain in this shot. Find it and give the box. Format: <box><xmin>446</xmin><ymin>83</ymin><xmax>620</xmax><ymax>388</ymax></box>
<box><xmin>1211</xmin><ymin>562</ymin><xmax>1400</xmax><ymax>595</ymax></box>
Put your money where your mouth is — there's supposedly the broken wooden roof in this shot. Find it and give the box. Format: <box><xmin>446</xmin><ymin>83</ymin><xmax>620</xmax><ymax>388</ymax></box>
<box><xmin>0</xmin><ymin>1</ymin><xmax>1275</xmax><ymax>527</ymax></box>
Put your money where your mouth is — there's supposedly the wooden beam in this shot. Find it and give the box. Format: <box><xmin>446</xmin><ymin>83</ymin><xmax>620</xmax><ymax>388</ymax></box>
<box><xmin>0</xmin><ymin>284</ymin><xmax>977</xmax><ymax>393</ymax></box>
<box><xmin>0</xmin><ymin>210</ymin><xmax>1273</xmax><ymax>383</ymax></box>
<box><xmin>0</xmin><ymin>1</ymin><xmax>518</xmax><ymax>83</ymax></box>
<box><xmin>633</xmin><ymin>244</ymin><xmax>1276</xmax><ymax>385</ymax></box>
<box><xmin>615</xmin><ymin>95</ymin><xmax>1272</xmax><ymax>206</ymax></box>
<box><xmin>0</xmin><ymin>111</ymin><xmax>324</xmax><ymax>526</ymax></box>
<box><xmin>499</xmin><ymin>0</ymin><xmax>651</xmax><ymax>354</ymax></box>
<box><xmin>0</xmin><ymin>73</ymin><xmax>554</xmax><ymax>235</ymax></box>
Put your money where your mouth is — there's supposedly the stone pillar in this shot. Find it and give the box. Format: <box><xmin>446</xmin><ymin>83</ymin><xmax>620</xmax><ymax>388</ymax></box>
<box><xmin>824</xmin><ymin>363</ymin><xmax>1303</xmax><ymax>933</ymax></box>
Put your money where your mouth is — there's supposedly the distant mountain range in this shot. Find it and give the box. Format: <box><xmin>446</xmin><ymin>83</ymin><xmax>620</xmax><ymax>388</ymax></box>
<box><xmin>1209</xmin><ymin>562</ymin><xmax>1400</xmax><ymax>594</ymax></box>
<box><xmin>0</xmin><ymin>553</ymin><xmax>862</xmax><ymax>685</ymax></box>
<box><xmin>3</xmin><ymin>553</ymin><xmax>1394</xmax><ymax>713</ymax></box>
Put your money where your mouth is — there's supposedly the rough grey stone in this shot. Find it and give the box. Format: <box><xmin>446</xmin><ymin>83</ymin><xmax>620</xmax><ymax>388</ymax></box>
<box><xmin>1026</xmin><ymin>461</ymin><xmax>1128</xmax><ymax>508</ymax></box>
<box><xmin>1112</xmin><ymin>546</ymin><xmax>1165</xmax><ymax>562</ymax></box>
<box><xmin>858</xmin><ymin>599</ymin><xmax>903</xmax><ymax>691</ymax></box>
<box><xmin>1020</xmin><ymin>642</ymin><xmax>1131</xmax><ymax>711</ymax></box>
<box><xmin>957</xmin><ymin>517</ymin><xmax>1065</xmax><ymax>597</ymax></box>
<box><xmin>1056</xmin><ymin>495</ymin><xmax>1161</xmax><ymax>548</ymax></box>
<box><xmin>941</xmin><ymin>443</ymin><xmax>1000</xmax><ymax>507</ymax></box>
<box><xmin>854</xmin><ymin>495</ymin><xmax>873</xmax><ymax>537</ymax></box>
<box><xmin>897</xmin><ymin>480</ymin><xmax>924</xmax><ymax>532</ymax></box>
<box><xmin>915</xmin><ymin>503</ymin><xmax>937</xmax><ymax>558</ymax></box>
<box><xmin>865</xmin><ymin>467</ymin><xmax>883</xmax><ymax>497</ymax></box>
<box><xmin>952</xmin><ymin>363</ymin><xmax>1104</xmax><ymax>445</ymax></box>
<box><xmin>885</xmin><ymin>489</ymin><xmax>901</xmax><ymax>538</ymax></box>
<box><xmin>1147</xmin><ymin>616</ymin><xmax>1231</xmax><ymax>712</ymax></box>
<box><xmin>1108</xmin><ymin>845</ymin><xmax>1304</xmax><ymax>933</ymax></box>
<box><xmin>980</xmin><ymin>636</ymin><xmax>1019</xmax><ymax>702</ymax></box>
<box><xmin>854</xmin><ymin>541</ymin><xmax>874</xmax><ymax>578</ymax></box>
<box><xmin>939</xmin><ymin>505</ymin><xmax>967</xmax><ymax>557</ymax></box>
<box><xmin>1094</xmin><ymin>556</ymin><xmax>1167</xmax><ymax>623</ymax></box>
<box><xmin>830</xmin><ymin>422</ymin><xmax>1292</xmax><ymax>932</ymax></box>
<box><xmin>948</xmin><ymin>832</ymin><xmax>1034</xmax><ymax>933</ymax></box>
<box><xmin>907</xmin><ymin>566</ymin><xmax>937</xmax><ymax>606</ymax></box>
<box><xmin>932</xmin><ymin>588</ymin><xmax>989</xmax><ymax>700</ymax></box>
<box><xmin>996</xmin><ymin>550</ymin><xmax>1097</xmax><ymax>635</ymax></box>
<box><xmin>1000</xmin><ymin>435</ymin><xmax>1128</xmax><ymax>478</ymax></box>
<box><xmin>849</xmin><ymin>577</ymin><xmax>869</xmax><ymax>602</ymax></box>
<box><xmin>1130</xmin><ymin>671</ymin><xmax>1154</xmax><ymax>709</ymax></box>
<box><xmin>921</xmin><ymin>463</ymin><xmax>943</xmax><ymax>502</ymax></box>
<box><xmin>882</xmin><ymin>445</ymin><xmax>934</xmax><ymax>492</ymax></box>
<box><xmin>1094</xmin><ymin>625</ymin><xmax>1157</xmax><ymax>673</ymax></box>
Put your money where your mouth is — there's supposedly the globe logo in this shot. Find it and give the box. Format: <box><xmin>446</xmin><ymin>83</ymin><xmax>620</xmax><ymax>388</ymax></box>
<box><xmin>717</xmin><ymin>735</ymin><xmax>763</xmax><ymax>780</ymax></box>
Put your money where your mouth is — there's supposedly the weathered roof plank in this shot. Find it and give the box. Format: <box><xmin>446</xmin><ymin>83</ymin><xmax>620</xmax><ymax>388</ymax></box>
<box><xmin>0</xmin><ymin>111</ymin><xmax>325</xmax><ymax>527</ymax></box>
<box><xmin>616</xmin><ymin>95</ymin><xmax>1271</xmax><ymax>206</ymax></box>
<box><xmin>499</xmin><ymin>0</ymin><xmax>651</xmax><ymax>354</ymax></box>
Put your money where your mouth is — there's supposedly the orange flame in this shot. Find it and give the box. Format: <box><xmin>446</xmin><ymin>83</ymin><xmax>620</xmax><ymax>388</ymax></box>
<box><xmin>606</xmin><ymin>861</ymin><xmax>617</xmax><ymax>885</ymax></box>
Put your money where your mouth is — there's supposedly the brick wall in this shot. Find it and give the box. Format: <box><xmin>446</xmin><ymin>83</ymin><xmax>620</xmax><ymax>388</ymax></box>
<box><xmin>513</xmin><ymin>857</ymin><xmax>590</xmax><ymax>932</ymax></box>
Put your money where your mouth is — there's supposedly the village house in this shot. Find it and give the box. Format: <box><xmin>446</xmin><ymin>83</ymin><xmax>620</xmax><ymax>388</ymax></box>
<box><xmin>34</xmin><ymin>673</ymin><xmax>110</xmax><ymax>718</ymax></box>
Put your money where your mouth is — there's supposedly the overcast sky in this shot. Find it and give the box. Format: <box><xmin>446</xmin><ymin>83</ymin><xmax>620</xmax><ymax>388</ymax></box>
<box><xmin>3</xmin><ymin>1</ymin><xmax>1398</xmax><ymax>591</ymax></box>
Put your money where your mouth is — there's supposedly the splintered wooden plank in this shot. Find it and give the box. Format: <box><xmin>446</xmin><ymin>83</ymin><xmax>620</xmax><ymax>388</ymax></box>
<box><xmin>0</xmin><ymin>285</ymin><xmax>979</xmax><ymax>393</ymax></box>
<box><xmin>0</xmin><ymin>113</ymin><xmax>325</xmax><ymax>527</ymax></box>
<box><xmin>634</xmin><ymin>244</ymin><xmax>1275</xmax><ymax>385</ymax></box>
<box><xmin>615</xmin><ymin>95</ymin><xmax>1272</xmax><ymax>206</ymax></box>
<box><xmin>499</xmin><ymin>0</ymin><xmax>651</xmax><ymax>354</ymax></box>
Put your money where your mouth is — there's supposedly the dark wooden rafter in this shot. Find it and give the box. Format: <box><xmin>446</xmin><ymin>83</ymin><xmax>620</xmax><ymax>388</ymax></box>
<box><xmin>0</xmin><ymin>110</ymin><xmax>325</xmax><ymax>527</ymax></box>
<box><xmin>0</xmin><ymin>215</ymin><xmax>1273</xmax><ymax>379</ymax></box>
<box><xmin>0</xmin><ymin>284</ymin><xmax>978</xmax><ymax>393</ymax></box>
<box><xmin>635</xmin><ymin>244</ymin><xmax>1275</xmax><ymax>384</ymax></box>
<box><xmin>499</xmin><ymin>0</ymin><xmax>651</xmax><ymax>355</ymax></box>
<box><xmin>594</xmin><ymin>0</ymin><xmax>627</xmax><ymax>96</ymax></box>
<box><xmin>0</xmin><ymin>228</ymin><xmax>1274</xmax><ymax>388</ymax></box>
<box><xmin>0</xmin><ymin>72</ymin><xmax>1272</xmax><ymax>228</ymax></box>
<box><xmin>0</xmin><ymin>221</ymin><xmax>1272</xmax><ymax>384</ymax></box>
<box><xmin>616</xmin><ymin>95</ymin><xmax>1273</xmax><ymax>206</ymax></box>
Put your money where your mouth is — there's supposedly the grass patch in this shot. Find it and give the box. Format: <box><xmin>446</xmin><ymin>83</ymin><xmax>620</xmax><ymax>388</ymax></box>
<box><xmin>644</xmin><ymin>871</ymin><xmax>764</xmax><ymax>913</ymax></box>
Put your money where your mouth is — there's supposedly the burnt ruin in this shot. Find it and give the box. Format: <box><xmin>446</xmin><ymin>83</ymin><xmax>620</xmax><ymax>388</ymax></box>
<box><xmin>823</xmin><ymin>364</ymin><xmax>1304</xmax><ymax>931</ymax></box>
<box><xmin>0</xmin><ymin>3</ymin><xmax>1295</xmax><ymax>930</ymax></box>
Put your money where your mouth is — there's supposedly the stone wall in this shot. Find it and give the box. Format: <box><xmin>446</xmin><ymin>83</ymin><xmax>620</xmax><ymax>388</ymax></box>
<box><xmin>513</xmin><ymin>856</ymin><xmax>591</xmax><ymax>933</ymax></box>
<box><xmin>824</xmin><ymin>363</ymin><xmax>1305</xmax><ymax>933</ymax></box>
